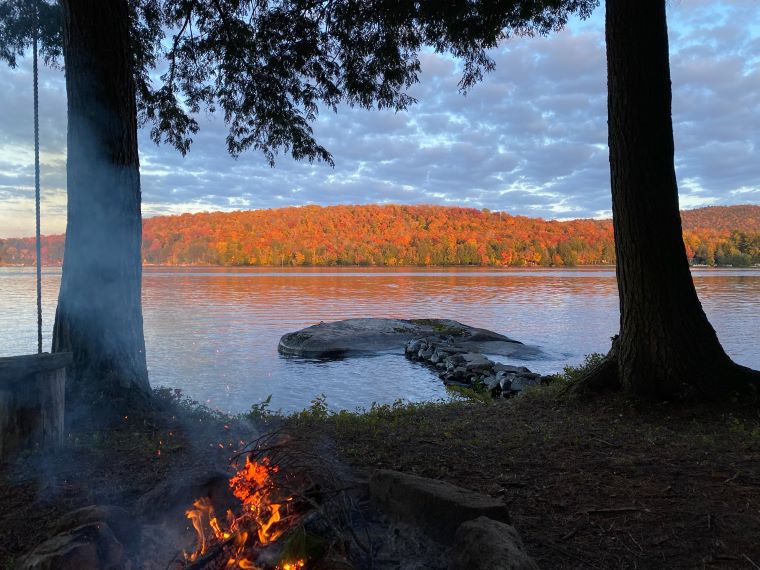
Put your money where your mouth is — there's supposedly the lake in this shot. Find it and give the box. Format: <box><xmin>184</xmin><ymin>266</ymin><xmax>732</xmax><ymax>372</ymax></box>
<box><xmin>1</xmin><ymin>266</ymin><xmax>758</xmax><ymax>413</ymax></box>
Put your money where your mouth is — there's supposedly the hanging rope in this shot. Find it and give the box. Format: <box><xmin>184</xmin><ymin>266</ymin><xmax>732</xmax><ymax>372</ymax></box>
<box><xmin>33</xmin><ymin>1</ymin><xmax>42</xmax><ymax>354</ymax></box>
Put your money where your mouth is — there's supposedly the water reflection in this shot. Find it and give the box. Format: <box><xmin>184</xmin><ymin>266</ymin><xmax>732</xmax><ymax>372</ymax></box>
<box><xmin>1</xmin><ymin>266</ymin><xmax>758</xmax><ymax>413</ymax></box>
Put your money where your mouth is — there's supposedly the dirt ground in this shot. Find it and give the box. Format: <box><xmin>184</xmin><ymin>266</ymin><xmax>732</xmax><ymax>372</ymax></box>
<box><xmin>1</xmin><ymin>387</ymin><xmax>759</xmax><ymax>569</ymax></box>
<box><xmin>295</xmin><ymin>390</ymin><xmax>760</xmax><ymax>569</ymax></box>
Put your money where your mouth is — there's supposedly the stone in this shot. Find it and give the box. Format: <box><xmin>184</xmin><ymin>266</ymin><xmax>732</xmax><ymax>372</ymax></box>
<box><xmin>509</xmin><ymin>375</ymin><xmax>540</xmax><ymax>393</ymax></box>
<box><xmin>369</xmin><ymin>469</ymin><xmax>510</xmax><ymax>544</ymax></box>
<box><xmin>493</xmin><ymin>364</ymin><xmax>521</xmax><ymax>373</ymax></box>
<box><xmin>52</xmin><ymin>505</ymin><xmax>139</xmax><ymax>553</ymax></box>
<box><xmin>461</xmin><ymin>353</ymin><xmax>494</xmax><ymax>369</ymax></box>
<box><xmin>279</xmin><ymin>318</ymin><xmax>532</xmax><ymax>359</ymax></box>
<box><xmin>448</xmin><ymin>516</ymin><xmax>539</xmax><ymax>570</ymax></box>
<box><xmin>482</xmin><ymin>376</ymin><xmax>500</xmax><ymax>392</ymax></box>
<box><xmin>21</xmin><ymin>522</ymin><xmax>124</xmax><ymax>570</ymax></box>
<box><xmin>443</xmin><ymin>380</ymin><xmax>471</xmax><ymax>389</ymax></box>
<box><xmin>135</xmin><ymin>469</ymin><xmax>234</xmax><ymax>520</ymax></box>
<box><xmin>452</xmin><ymin>366</ymin><xmax>468</xmax><ymax>378</ymax></box>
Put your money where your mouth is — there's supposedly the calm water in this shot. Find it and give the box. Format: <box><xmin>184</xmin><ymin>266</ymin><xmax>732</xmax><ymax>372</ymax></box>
<box><xmin>1</xmin><ymin>266</ymin><xmax>758</xmax><ymax>413</ymax></box>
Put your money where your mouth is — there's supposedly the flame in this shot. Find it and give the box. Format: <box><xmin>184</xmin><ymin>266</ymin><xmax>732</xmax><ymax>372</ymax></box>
<box><xmin>184</xmin><ymin>456</ymin><xmax>306</xmax><ymax>569</ymax></box>
<box><xmin>229</xmin><ymin>457</ymin><xmax>289</xmax><ymax>545</ymax></box>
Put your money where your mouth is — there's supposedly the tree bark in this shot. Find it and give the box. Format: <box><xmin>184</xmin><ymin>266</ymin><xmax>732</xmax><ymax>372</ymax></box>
<box><xmin>605</xmin><ymin>0</ymin><xmax>756</xmax><ymax>399</ymax></box>
<box><xmin>53</xmin><ymin>0</ymin><xmax>151</xmax><ymax>414</ymax></box>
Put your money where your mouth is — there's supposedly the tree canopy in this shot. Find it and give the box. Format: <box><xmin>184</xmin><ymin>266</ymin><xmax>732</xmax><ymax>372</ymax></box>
<box><xmin>1</xmin><ymin>0</ymin><xmax>598</xmax><ymax>164</ymax></box>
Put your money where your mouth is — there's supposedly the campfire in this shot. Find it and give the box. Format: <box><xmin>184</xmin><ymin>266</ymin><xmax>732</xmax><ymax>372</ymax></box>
<box><xmin>181</xmin><ymin>453</ymin><xmax>308</xmax><ymax>569</ymax></box>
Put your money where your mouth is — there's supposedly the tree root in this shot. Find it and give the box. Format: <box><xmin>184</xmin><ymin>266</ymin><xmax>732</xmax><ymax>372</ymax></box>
<box><xmin>564</xmin><ymin>336</ymin><xmax>621</xmax><ymax>398</ymax></box>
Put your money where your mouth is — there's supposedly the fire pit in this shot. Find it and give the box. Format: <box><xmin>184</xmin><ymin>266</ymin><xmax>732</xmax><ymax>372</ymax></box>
<box><xmin>166</xmin><ymin>432</ymin><xmax>341</xmax><ymax>570</ymax></box>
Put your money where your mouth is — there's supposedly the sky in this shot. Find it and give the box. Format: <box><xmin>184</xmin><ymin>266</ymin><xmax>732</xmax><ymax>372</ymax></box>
<box><xmin>0</xmin><ymin>1</ymin><xmax>759</xmax><ymax>238</ymax></box>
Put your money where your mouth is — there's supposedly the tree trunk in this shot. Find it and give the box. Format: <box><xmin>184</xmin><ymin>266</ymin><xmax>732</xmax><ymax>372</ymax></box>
<box><xmin>605</xmin><ymin>0</ymin><xmax>755</xmax><ymax>398</ymax></box>
<box><xmin>53</xmin><ymin>0</ymin><xmax>151</xmax><ymax>414</ymax></box>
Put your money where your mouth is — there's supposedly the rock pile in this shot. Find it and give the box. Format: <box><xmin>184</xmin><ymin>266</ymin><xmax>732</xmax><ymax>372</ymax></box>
<box><xmin>405</xmin><ymin>336</ymin><xmax>546</xmax><ymax>398</ymax></box>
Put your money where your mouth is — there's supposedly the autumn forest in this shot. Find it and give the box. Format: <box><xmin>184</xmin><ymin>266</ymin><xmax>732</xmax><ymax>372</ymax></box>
<box><xmin>1</xmin><ymin>204</ymin><xmax>758</xmax><ymax>268</ymax></box>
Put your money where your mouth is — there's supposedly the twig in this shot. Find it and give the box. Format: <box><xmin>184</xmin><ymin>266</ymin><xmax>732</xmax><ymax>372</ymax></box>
<box><xmin>579</xmin><ymin>506</ymin><xmax>649</xmax><ymax>515</ymax></box>
<box><xmin>723</xmin><ymin>472</ymin><xmax>739</xmax><ymax>484</ymax></box>
<box><xmin>560</xmin><ymin>528</ymin><xmax>578</xmax><ymax>541</ymax></box>
<box><xmin>628</xmin><ymin>532</ymin><xmax>644</xmax><ymax>553</ymax></box>
<box><xmin>744</xmin><ymin>554</ymin><xmax>760</xmax><ymax>570</ymax></box>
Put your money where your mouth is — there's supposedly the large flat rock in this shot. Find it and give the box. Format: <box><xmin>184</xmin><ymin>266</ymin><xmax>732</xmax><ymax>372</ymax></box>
<box><xmin>369</xmin><ymin>469</ymin><xmax>510</xmax><ymax>543</ymax></box>
<box><xmin>278</xmin><ymin>318</ymin><xmax>526</xmax><ymax>359</ymax></box>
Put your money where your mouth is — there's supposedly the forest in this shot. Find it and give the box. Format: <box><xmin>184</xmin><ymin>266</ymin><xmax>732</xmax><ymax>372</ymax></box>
<box><xmin>1</xmin><ymin>204</ymin><xmax>757</xmax><ymax>268</ymax></box>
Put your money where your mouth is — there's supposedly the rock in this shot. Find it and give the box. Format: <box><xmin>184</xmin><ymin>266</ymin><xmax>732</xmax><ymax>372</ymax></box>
<box><xmin>135</xmin><ymin>469</ymin><xmax>234</xmax><ymax>520</ymax></box>
<box><xmin>448</xmin><ymin>516</ymin><xmax>539</xmax><ymax>570</ymax></box>
<box><xmin>461</xmin><ymin>353</ymin><xmax>494</xmax><ymax>370</ymax></box>
<box><xmin>493</xmin><ymin>364</ymin><xmax>527</xmax><ymax>374</ymax></box>
<box><xmin>482</xmin><ymin>376</ymin><xmax>501</xmax><ymax>392</ymax></box>
<box><xmin>52</xmin><ymin>505</ymin><xmax>139</xmax><ymax>553</ymax></box>
<box><xmin>443</xmin><ymin>380</ymin><xmax>471</xmax><ymax>389</ymax></box>
<box><xmin>509</xmin><ymin>375</ymin><xmax>540</xmax><ymax>393</ymax></box>
<box><xmin>369</xmin><ymin>469</ymin><xmax>510</xmax><ymax>544</ymax></box>
<box><xmin>21</xmin><ymin>522</ymin><xmax>124</xmax><ymax>570</ymax></box>
<box><xmin>279</xmin><ymin>318</ymin><xmax>529</xmax><ymax>359</ymax></box>
<box><xmin>452</xmin><ymin>366</ymin><xmax>468</xmax><ymax>378</ymax></box>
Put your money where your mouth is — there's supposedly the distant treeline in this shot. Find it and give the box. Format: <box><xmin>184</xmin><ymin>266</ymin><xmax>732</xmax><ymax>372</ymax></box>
<box><xmin>1</xmin><ymin>204</ymin><xmax>758</xmax><ymax>267</ymax></box>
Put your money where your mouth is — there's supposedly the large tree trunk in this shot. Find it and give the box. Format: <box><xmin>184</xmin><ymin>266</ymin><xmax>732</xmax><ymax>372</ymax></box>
<box><xmin>605</xmin><ymin>0</ymin><xmax>755</xmax><ymax>399</ymax></box>
<box><xmin>53</xmin><ymin>0</ymin><xmax>151</xmax><ymax>415</ymax></box>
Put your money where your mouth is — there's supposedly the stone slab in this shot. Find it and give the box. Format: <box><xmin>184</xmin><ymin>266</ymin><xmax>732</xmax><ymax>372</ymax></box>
<box><xmin>369</xmin><ymin>469</ymin><xmax>510</xmax><ymax>544</ymax></box>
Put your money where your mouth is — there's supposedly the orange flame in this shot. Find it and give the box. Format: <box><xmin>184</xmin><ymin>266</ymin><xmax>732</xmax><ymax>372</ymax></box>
<box><xmin>184</xmin><ymin>456</ymin><xmax>305</xmax><ymax>569</ymax></box>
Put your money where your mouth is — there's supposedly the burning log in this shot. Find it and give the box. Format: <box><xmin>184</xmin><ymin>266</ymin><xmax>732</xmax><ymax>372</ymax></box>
<box><xmin>179</xmin><ymin>454</ymin><xmax>308</xmax><ymax>570</ymax></box>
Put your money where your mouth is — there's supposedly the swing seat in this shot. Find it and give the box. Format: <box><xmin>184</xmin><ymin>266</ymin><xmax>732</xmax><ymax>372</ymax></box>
<box><xmin>0</xmin><ymin>352</ymin><xmax>71</xmax><ymax>459</ymax></box>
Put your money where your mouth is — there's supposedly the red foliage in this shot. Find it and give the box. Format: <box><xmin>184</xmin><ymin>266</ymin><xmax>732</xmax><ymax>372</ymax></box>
<box><xmin>1</xmin><ymin>204</ymin><xmax>757</xmax><ymax>267</ymax></box>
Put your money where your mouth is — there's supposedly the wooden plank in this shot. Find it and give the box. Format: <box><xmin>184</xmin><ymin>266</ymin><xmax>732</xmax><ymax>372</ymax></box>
<box><xmin>0</xmin><ymin>353</ymin><xmax>70</xmax><ymax>459</ymax></box>
<box><xmin>0</xmin><ymin>352</ymin><xmax>72</xmax><ymax>384</ymax></box>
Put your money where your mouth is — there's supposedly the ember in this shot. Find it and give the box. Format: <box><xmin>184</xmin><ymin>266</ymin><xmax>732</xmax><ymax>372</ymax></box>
<box><xmin>184</xmin><ymin>456</ymin><xmax>306</xmax><ymax>569</ymax></box>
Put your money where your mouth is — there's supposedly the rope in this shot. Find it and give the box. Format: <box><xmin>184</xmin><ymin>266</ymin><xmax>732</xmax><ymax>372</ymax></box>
<box><xmin>33</xmin><ymin>1</ymin><xmax>42</xmax><ymax>354</ymax></box>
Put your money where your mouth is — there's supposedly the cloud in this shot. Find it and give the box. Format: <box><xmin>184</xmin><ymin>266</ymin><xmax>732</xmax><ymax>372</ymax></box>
<box><xmin>0</xmin><ymin>2</ymin><xmax>758</xmax><ymax>238</ymax></box>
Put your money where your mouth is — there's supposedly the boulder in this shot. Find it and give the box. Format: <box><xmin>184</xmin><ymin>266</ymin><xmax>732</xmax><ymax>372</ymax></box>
<box><xmin>493</xmin><ymin>364</ymin><xmax>531</xmax><ymax>374</ymax></box>
<box><xmin>510</xmin><ymin>375</ymin><xmax>541</xmax><ymax>393</ymax></box>
<box><xmin>482</xmin><ymin>376</ymin><xmax>501</xmax><ymax>393</ymax></box>
<box><xmin>369</xmin><ymin>469</ymin><xmax>510</xmax><ymax>543</ymax></box>
<box><xmin>52</xmin><ymin>505</ymin><xmax>139</xmax><ymax>553</ymax></box>
<box><xmin>21</xmin><ymin>522</ymin><xmax>124</xmax><ymax>570</ymax></box>
<box><xmin>135</xmin><ymin>469</ymin><xmax>234</xmax><ymax>520</ymax></box>
<box><xmin>448</xmin><ymin>516</ymin><xmax>539</xmax><ymax>570</ymax></box>
<box><xmin>462</xmin><ymin>353</ymin><xmax>494</xmax><ymax>370</ymax></box>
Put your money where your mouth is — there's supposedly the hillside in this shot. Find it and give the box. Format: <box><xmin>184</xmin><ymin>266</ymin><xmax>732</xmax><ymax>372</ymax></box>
<box><xmin>1</xmin><ymin>204</ymin><xmax>758</xmax><ymax>267</ymax></box>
